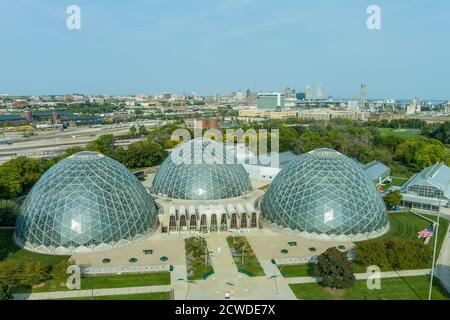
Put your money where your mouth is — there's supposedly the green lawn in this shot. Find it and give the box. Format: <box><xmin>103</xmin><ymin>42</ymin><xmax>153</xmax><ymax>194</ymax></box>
<box><xmin>0</xmin><ymin>230</ymin><xmax>68</xmax><ymax>266</ymax></box>
<box><xmin>289</xmin><ymin>276</ymin><xmax>449</xmax><ymax>300</ymax></box>
<box><xmin>226</xmin><ymin>236</ymin><xmax>265</xmax><ymax>277</ymax></box>
<box><xmin>380</xmin><ymin>212</ymin><xmax>449</xmax><ymax>258</ymax></box>
<box><xmin>378</xmin><ymin>128</ymin><xmax>424</xmax><ymax>139</ymax></box>
<box><xmin>58</xmin><ymin>291</ymin><xmax>171</xmax><ymax>300</ymax></box>
<box><xmin>185</xmin><ymin>237</ymin><xmax>214</xmax><ymax>280</ymax></box>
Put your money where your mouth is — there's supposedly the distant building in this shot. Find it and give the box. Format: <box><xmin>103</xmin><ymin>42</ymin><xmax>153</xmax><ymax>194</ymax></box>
<box><xmin>256</xmin><ymin>93</ymin><xmax>285</xmax><ymax>110</ymax></box>
<box><xmin>401</xmin><ymin>162</ymin><xmax>450</xmax><ymax>212</ymax></box>
<box><xmin>296</xmin><ymin>92</ymin><xmax>306</xmax><ymax>101</ymax></box>
<box><xmin>406</xmin><ymin>98</ymin><xmax>421</xmax><ymax>114</ymax></box>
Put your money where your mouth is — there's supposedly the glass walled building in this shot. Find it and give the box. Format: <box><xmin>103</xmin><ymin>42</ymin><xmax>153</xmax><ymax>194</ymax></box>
<box><xmin>401</xmin><ymin>162</ymin><xmax>450</xmax><ymax>212</ymax></box>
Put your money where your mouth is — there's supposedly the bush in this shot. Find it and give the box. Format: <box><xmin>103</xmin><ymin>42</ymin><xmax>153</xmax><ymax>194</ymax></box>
<box><xmin>355</xmin><ymin>238</ymin><xmax>433</xmax><ymax>270</ymax></box>
<box><xmin>383</xmin><ymin>190</ymin><xmax>402</xmax><ymax>209</ymax></box>
<box><xmin>51</xmin><ymin>259</ymin><xmax>74</xmax><ymax>285</ymax></box>
<box><xmin>315</xmin><ymin>247</ymin><xmax>355</xmax><ymax>289</ymax></box>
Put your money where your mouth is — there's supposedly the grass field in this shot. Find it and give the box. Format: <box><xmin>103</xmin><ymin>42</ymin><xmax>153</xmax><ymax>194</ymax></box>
<box><xmin>16</xmin><ymin>272</ymin><xmax>171</xmax><ymax>293</ymax></box>
<box><xmin>0</xmin><ymin>230</ymin><xmax>68</xmax><ymax>266</ymax></box>
<box><xmin>58</xmin><ymin>292</ymin><xmax>171</xmax><ymax>300</ymax></box>
<box><xmin>289</xmin><ymin>276</ymin><xmax>449</xmax><ymax>300</ymax></box>
<box><xmin>226</xmin><ymin>236</ymin><xmax>265</xmax><ymax>277</ymax></box>
<box><xmin>378</xmin><ymin>128</ymin><xmax>424</xmax><ymax>139</ymax></box>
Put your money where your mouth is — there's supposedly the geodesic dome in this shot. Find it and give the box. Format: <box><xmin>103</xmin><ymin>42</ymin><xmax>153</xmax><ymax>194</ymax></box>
<box><xmin>14</xmin><ymin>151</ymin><xmax>159</xmax><ymax>255</ymax></box>
<box><xmin>151</xmin><ymin>138</ymin><xmax>252</xmax><ymax>200</ymax></box>
<box><xmin>261</xmin><ymin>148</ymin><xmax>388</xmax><ymax>240</ymax></box>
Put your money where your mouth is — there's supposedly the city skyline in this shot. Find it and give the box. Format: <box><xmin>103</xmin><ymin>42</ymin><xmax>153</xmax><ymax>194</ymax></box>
<box><xmin>0</xmin><ymin>0</ymin><xmax>449</xmax><ymax>99</ymax></box>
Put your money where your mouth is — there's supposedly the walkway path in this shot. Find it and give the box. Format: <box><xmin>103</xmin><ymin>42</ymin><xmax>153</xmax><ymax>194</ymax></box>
<box><xmin>285</xmin><ymin>269</ymin><xmax>431</xmax><ymax>285</ymax></box>
<box><xmin>436</xmin><ymin>225</ymin><xmax>450</xmax><ymax>294</ymax></box>
<box><xmin>13</xmin><ymin>285</ymin><xmax>172</xmax><ymax>300</ymax></box>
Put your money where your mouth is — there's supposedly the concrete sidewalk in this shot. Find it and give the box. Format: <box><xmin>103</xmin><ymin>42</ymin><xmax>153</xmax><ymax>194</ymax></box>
<box><xmin>285</xmin><ymin>269</ymin><xmax>431</xmax><ymax>285</ymax></box>
<box><xmin>13</xmin><ymin>284</ymin><xmax>172</xmax><ymax>300</ymax></box>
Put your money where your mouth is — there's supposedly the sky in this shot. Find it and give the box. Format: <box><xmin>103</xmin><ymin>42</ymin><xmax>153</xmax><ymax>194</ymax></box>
<box><xmin>0</xmin><ymin>0</ymin><xmax>449</xmax><ymax>99</ymax></box>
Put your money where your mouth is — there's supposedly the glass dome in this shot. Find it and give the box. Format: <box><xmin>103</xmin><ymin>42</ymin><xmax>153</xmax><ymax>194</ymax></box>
<box><xmin>151</xmin><ymin>138</ymin><xmax>252</xmax><ymax>200</ymax></box>
<box><xmin>261</xmin><ymin>148</ymin><xmax>388</xmax><ymax>240</ymax></box>
<box><xmin>14</xmin><ymin>151</ymin><xmax>159</xmax><ymax>255</ymax></box>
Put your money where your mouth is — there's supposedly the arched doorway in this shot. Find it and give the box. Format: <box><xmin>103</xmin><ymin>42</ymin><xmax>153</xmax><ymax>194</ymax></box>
<box><xmin>251</xmin><ymin>212</ymin><xmax>257</xmax><ymax>228</ymax></box>
<box><xmin>230</xmin><ymin>213</ymin><xmax>238</xmax><ymax>229</ymax></box>
<box><xmin>179</xmin><ymin>215</ymin><xmax>187</xmax><ymax>231</ymax></box>
<box><xmin>240</xmin><ymin>214</ymin><xmax>248</xmax><ymax>229</ymax></box>
<box><xmin>210</xmin><ymin>214</ymin><xmax>218</xmax><ymax>232</ymax></box>
<box><xmin>190</xmin><ymin>215</ymin><xmax>197</xmax><ymax>231</ymax></box>
<box><xmin>169</xmin><ymin>215</ymin><xmax>177</xmax><ymax>232</ymax></box>
<box><xmin>200</xmin><ymin>214</ymin><xmax>208</xmax><ymax>233</ymax></box>
<box><xmin>220</xmin><ymin>213</ymin><xmax>228</xmax><ymax>231</ymax></box>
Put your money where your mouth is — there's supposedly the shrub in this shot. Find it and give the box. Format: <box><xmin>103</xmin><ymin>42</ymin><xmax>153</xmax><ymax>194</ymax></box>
<box><xmin>355</xmin><ymin>238</ymin><xmax>433</xmax><ymax>270</ymax></box>
<box><xmin>21</xmin><ymin>261</ymin><xmax>49</xmax><ymax>286</ymax></box>
<box><xmin>0</xmin><ymin>281</ymin><xmax>12</xmax><ymax>300</ymax></box>
<box><xmin>0</xmin><ymin>260</ymin><xmax>22</xmax><ymax>288</ymax></box>
<box><xmin>315</xmin><ymin>247</ymin><xmax>355</xmax><ymax>289</ymax></box>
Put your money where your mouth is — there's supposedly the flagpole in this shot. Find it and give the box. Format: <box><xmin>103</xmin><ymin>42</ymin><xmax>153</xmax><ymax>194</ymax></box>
<box><xmin>428</xmin><ymin>177</ymin><xmax>448</xmax><ymax>300</ymax></box>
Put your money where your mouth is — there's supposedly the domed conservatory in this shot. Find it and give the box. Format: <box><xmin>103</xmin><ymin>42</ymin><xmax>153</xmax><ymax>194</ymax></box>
<box><xmin>151</xmin><ymin>138</ymin><xmax>259</xmax><ymax>234</ymax></box>
<box><xmin>14</xmin><ymin>151</ymin><xmax>159</xmax><ymax>255</ymax></box>
<box><xmin>261</xmin><ymin>148</ymin><xmax>389</xmax><ymax>241</ymax></box>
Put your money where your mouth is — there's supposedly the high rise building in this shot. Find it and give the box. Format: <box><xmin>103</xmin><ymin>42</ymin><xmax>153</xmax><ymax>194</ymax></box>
<box><xmin>359</xmin><ymin>84</ymin><xmax>366</xmax><ymax>111</ymax></box>
<box><xmin>305</xmin><ymin>86</ymin><xmax>313</xmax><ymax>100</ymax></box>
<box><xmin>316</xmin><ymin>83</ymin><xmax>324</xmax><ymax>100</ymax></box>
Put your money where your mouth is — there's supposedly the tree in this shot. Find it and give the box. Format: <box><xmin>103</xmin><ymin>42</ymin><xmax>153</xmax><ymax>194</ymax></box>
<box><xmin>383</xmin><ymin>190</ymin><xmax>402</xmax><ymax>209</ymax></box>
<box><xmin>138</xmin><ymin>125</ymin><xmax>148</xmax><ymax>136</ymax></box>
<box><xmin>129</xmin><ymin>125</ymin><xmax>137</xmax><ymax>137</ymax></box>
<box><xmin>86</xmin><ymin>134</ymin><xmax>116</xmax><ymax>156</ymax></box>
<box><xmin>315</xmin><ymin>247</ymin><xmax>355</xmax><ymax>289</ymax></box>
<box><xmin>0</xmin><ymin>199</ymin><xmax>19</xmax><ymax>226</ymax></box>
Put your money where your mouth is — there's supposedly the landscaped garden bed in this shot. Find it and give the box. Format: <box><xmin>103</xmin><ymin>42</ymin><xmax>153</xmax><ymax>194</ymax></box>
<box><xmin>185</xmin><ymin>237</ymin><xmax>214</xmax><ymax>280</ymax></box>
<box><xmin>226</xmin><ymin>236</ymin><xmax>265</xmax><ymax>277</ymax></box>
